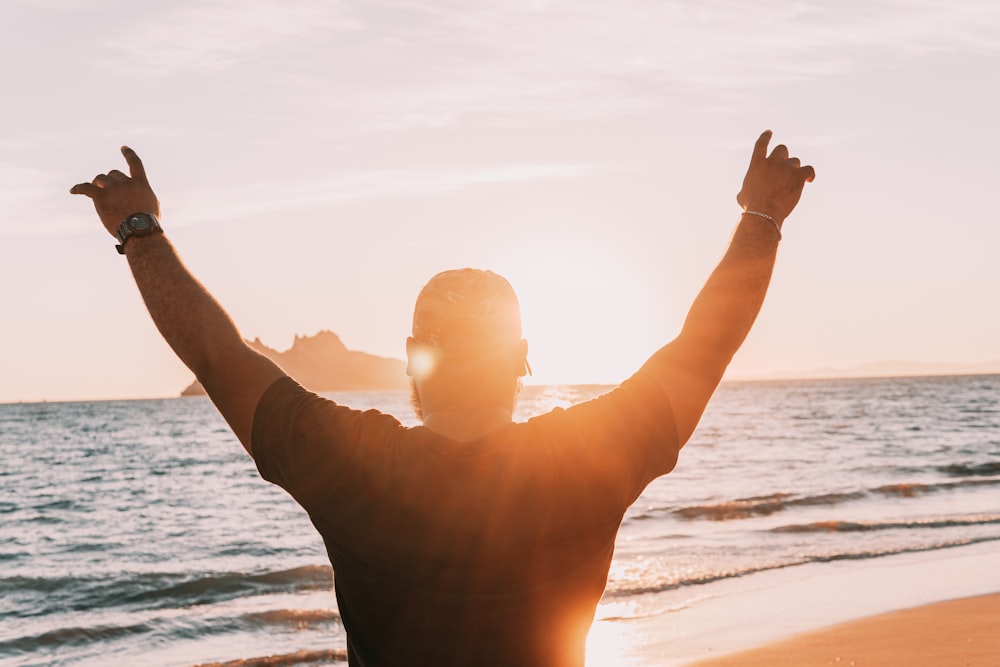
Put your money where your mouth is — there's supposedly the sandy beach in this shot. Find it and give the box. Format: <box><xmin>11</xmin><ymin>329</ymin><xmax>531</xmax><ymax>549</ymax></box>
<box><xmin>584</xmin><ymin>540</ymin><xmax>1000</xmax><ymax>667</ymax></box>
<box><xmin>687</xmin><ymin>592</ymin><xmax>1000</xmax><ymax>666</ymax></box>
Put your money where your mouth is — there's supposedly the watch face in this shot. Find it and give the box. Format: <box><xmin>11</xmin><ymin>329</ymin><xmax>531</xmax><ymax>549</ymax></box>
<box><xmin>115</xmin><ymin>213</ymin><xmax>160</xmax><ymax>254</ymax></box>
<box><xmin>129</xmin><ymin>215</ymin><xmax>152</xmax><ymax>230</ymax></box>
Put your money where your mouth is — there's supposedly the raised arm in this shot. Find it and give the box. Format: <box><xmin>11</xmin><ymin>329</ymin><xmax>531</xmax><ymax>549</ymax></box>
<box><xmin>71</xmin><ymin>147</ymin><xmax>285</xmax><ymax>454</ymax></box>
<box><xmin>641</xmin><ymin>131</ymin><xmax>815</xmax><ymax>446</ymax></box>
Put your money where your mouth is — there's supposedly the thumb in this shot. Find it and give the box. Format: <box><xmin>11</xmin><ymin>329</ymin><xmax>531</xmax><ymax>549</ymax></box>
<box><xmin>70</xmin><ymin>182</ymin><xmax>100</xmax><ymax>198</ymax></box>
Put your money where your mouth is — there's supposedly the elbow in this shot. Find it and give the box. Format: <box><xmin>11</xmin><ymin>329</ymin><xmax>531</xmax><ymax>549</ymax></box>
<box><xmin>673</xmin><ymin>331</ymin><xmax>736</xmax><ymax>383</ymax></box>
<box><xmin>194</xmin><ymin>340</ymin><xmax>254</xmax><ymax>388</ymax></box>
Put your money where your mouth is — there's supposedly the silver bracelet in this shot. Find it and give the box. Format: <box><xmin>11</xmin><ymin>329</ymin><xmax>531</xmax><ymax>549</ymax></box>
<box><xmin>742</xmin><ymin>210</ymin><xmax>782</xmax><ymax>240</ymax></box>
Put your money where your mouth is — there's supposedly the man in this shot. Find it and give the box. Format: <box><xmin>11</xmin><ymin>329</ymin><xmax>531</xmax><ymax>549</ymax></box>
<box><xmin>72</xmin><ymin>131</ymin><xmax>813</xmax><ymax>665</ymax></box>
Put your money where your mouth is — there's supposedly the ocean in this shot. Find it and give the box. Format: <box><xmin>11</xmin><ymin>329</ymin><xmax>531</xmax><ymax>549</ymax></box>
<box><xmin>2</xmin><ymin>374</ymin><xmax>998</xmax><ymax>666</ymax></box>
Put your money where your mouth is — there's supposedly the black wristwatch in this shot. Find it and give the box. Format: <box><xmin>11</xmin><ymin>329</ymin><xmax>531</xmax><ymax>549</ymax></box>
<box><xmin>115</xmin><ymin>213</ymin><xmax>163</xmax><ymax>254</ymax></box>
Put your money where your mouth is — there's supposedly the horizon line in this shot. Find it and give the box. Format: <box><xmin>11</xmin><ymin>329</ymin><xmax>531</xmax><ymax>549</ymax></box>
<box><xmin>4</xmin><ymin>367</ymin><xmax>998</xmax><ymax>406</ymax></box>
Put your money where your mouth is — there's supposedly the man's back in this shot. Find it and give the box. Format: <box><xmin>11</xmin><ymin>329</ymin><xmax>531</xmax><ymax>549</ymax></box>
<box><xmin>72</xmin><ymin>131</ymin><xmax>811</xmax><ymax>664</ymax></box>
<box><xmin>252</xmin><ymin>374</ymin><xmax>679</xmax><ymax>665</ymax></box>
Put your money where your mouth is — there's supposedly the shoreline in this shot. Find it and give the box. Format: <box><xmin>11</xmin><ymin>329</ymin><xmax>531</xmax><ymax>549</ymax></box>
<box><xmin>585</xmin><ymin>540</ymin><xmax>1000</xmax><ymax>666</ymax></box>
<box><xmin>687</xmin><ymin>592</ymin><xmax>1000</xmax><ymax>666</ymax></box>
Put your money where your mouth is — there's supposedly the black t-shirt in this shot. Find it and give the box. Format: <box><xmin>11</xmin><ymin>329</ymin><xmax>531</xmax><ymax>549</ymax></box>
<box><xmin>252</xmin><ymin>373</ymin><xmax>679</xmax><ymax>666</ymax></box>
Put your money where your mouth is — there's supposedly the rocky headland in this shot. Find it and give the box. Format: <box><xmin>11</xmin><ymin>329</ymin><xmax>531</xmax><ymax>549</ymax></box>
<box><xmin>181</xmin><ymin>330</ymin><xmax>408</xmax><ymax>396</ymax></box>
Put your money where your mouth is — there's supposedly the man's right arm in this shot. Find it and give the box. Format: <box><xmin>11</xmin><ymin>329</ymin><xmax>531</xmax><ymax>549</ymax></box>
<box><xmin>123</xmin><ymin>233</ymin><xmax>285</xmax><ymax>453</ymax></box>
<box><xmin>639</xmin><ymin>131</ymin><xmax>815</xmax><ymax>447</ymax></box>
<box><xmin>72</xmin><ymin>147</ymin><xmax>285</xmax><ymax>454</ymax></box>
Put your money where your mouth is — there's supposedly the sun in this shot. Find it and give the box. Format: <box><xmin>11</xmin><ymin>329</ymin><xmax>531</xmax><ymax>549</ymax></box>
<box><xmin>492</xmin><ymin>234</ymin><xmax>659</xmax><ymax>386</ymax></box>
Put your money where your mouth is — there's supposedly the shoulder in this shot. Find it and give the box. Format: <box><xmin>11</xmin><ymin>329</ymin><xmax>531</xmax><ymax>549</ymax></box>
<box><xmin>251</xmin><ymin>377</ymin><xmax>405</xmax><ymax>490</ymax></box>
<box><xmin>528</xmin><ymin>374</ymin><xmax>677</xmax><ymax>440</ymax></box>
<box><xmin>519</xmin><ymin>375</ymin><xmax>680</xmax><ymax>497</ymax></box>
<box><xmin>253</xmin><ymin>378</ymin><xmax>401</xmax><ymax>440</ymax></box>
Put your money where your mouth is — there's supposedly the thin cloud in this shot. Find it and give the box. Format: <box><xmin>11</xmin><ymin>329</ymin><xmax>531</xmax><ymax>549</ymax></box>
<box><xmin>0</xmin><ymin>159</ymin><xmax>604</xmax><ymax>237</ymax></box>
<box><xmin>172</xmin><ymin>161</ymin><xmax>603</xmax><ymax>225</ymax></box>
<box><xmin>0</xmin><ymin>164</ymin><xmax>72</xmax><ymax>234</ymax></box>
<box><xmin>254</xmin><ymin>0</ymin><xmax>1000</xmax><ymax>134</ymax></box>
<box><xmin>103</xmin><ymin>0</ymin><xmax>361</xmax><ymax>74</ymax></box>
<box><xmin>70</xmin><ymin>0</ymin><xmax>1000</xmax><ymax>138</ymax></box>
<box><xmin>0</xmin><ymin>164</ymin><xmax>56</xmax><ymax>204</ymax></box>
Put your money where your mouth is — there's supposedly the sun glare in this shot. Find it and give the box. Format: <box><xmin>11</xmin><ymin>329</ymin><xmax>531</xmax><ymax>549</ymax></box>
<box><xmin>585</xmin><ymin>618</ymin><xmax>639</xmax><ymax>667</ymax></box>
<box><xmin>494</xmin><ymin>235</ymin><xmax>657</xmax><ymax>385</ymax></box>
<box><xmin>408</xmin><ymin>347</ymin><xmax>437</xmax><ymax>378</ymax></box>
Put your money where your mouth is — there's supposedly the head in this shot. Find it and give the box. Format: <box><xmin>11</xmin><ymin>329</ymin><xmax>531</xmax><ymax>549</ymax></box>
<box><xmin>407</xmin><ymin>269</ymin><xmax>530</xmax><ymax>421</ymax></box>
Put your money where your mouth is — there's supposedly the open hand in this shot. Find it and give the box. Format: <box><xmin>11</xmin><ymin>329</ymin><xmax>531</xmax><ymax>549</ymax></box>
<box><xmin>71</xmin><ymin>147</ymin><xmax>160</xmax><ymax>236</ymax></box>
<box><xmin>736</xmin><ymin>131</ymin><xmax>815</xmax><ymax>224</ymax></box>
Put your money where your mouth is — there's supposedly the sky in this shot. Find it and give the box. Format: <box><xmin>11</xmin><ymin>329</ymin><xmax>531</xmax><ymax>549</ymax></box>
<box><xmin>2</xmin><ymin>0</ymin><xmax>999</xmax><ymax>402</ymax></box>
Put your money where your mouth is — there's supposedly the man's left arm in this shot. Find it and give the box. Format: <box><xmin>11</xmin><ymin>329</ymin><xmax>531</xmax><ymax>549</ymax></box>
<box><xmin>638</xmin><ymin>131</ymin><xmax>815</xmax><ymax>447</ymax></box>
<box><xmin>71</xmin><ymin>147</ymin><xmax>285</xmax><ymax>454</ymax></box>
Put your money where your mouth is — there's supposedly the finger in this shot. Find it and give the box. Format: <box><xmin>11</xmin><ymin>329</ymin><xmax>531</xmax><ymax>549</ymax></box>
<box><xmin>93</xmin><ymin>173</ymin><xmax>111</xmax><ymax>187</ymax></box>
<box><xmin>770</xmin><ymin>144</ymin><xmax>789</xmax><ymax>160</ymax></box>
<box><xmin>70</xmin><ymin>182</ymin><xmax>100</xmax><ymax>197</ymax></box>
<box><xmin>752</xmin><ymin>130</ymin><xmax>772</xmax><ymax>164</ymax></box>
<box><xmin>802</xmin><ymin>165</ymin><xmax>816</xmax><ymax>183</ymax></box>
<box><xmin>107</xmin><ymin>169</ymin><xmax>128</xmax><ymax>183</ymax></box>
<box><xmin>788</xmin><ymin>157</ymin><xmax>801</xmax><ymax>168</ymax></box>
<box><xmin>121</xmin><ymin>146</ymin><xmax>148</xmax><ymax>182</ymax></box>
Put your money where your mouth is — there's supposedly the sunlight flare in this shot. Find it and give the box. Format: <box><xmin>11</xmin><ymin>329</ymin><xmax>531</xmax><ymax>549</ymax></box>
<box><xmin>408</xmin><ymin>346</ymin><xmax>437</xmax><ymax>378</ymax></box>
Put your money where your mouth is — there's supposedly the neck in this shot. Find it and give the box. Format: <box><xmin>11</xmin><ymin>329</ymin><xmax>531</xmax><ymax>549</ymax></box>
<box><xmin>420</xmin><ymin>407</ymin><xmax>513</xmax><ymax>443</ymax></box>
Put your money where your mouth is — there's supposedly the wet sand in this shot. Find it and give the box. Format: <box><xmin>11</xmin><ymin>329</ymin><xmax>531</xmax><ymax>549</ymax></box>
<box><xmin>688</xmin><ymin>592</ymin><xmax>1000</xmax><ymax>666</ymax></box>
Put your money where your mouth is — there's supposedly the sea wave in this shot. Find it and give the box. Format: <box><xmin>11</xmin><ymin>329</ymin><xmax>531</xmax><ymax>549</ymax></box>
<box><xmin>190</xmin><ymin>648</ymin><xmax>348</xmax><ymax>667</ymax></box>
<box><xmin>669</xmin><ymin>477</ymin><xmax>1000</xmax><ymax>521</ymax></box>
<box><xmin>872</xmin><ymin>478</ymin><xmax>1000</xmax><ymax>497</ymax></box>
<box><xmin>0</xmin><ymin>565</ymin><xmax>333</xmax><ymax>619</ymax></box>
<box><xmin>1</xmin><ymin>607</ymin><xmax>341</xmax><ymax>655</ymax></box>
<box><xmin>603</xmin><ymin>535</ymin><xmax>1000</xmax><ymax>599</ymax></box>
<box><xmin>671</xmin><ymin>491</ymin><xmax>864</xmax><ymax>521</ymax></box>
<box><xmin>242</xmin><ymin>608</ymin><xmax>341</xmax><ymax>628</ymax></box>
<box><xmin>937</xmin><ymin>461</ymin><xmax>1000</xmax><ymax>477</ymax></box>
<box><xmin>770</xmin><ymin>515</ymin><xmax>1000</xmax><ymax>534</ymax></box>
<box><xmin>0</xmin><ymin>620</ymin><xmax>153</xmax><ymax>653</ymax></box>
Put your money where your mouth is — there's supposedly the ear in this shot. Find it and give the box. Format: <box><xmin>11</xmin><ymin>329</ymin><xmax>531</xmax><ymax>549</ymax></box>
<box><xmin>405</xmin><ymin>337</ymin><xmax>417</xmax><ymax>376</ymax></box>
<box><xmin>515</xmin><ymin>339</ymin><xmax>530</xmax><ymax>377</ymax></box>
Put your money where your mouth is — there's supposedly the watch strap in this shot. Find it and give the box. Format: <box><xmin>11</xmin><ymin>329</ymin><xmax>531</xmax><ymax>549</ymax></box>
<box><xmin>116</xmin><ymin>213</ymin><xmax>163</xmax><ymax>254</ymax></box>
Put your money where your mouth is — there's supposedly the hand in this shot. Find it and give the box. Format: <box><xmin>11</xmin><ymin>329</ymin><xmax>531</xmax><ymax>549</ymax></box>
<box><xmin>71</xmin><ymin>147</ymin><xmax>160</xmax><ymax>236</ymax></box>
<box><xmin>736</xmin><ymin>130</ymin><xmax>815</xmax><ymax>224</ymax></box>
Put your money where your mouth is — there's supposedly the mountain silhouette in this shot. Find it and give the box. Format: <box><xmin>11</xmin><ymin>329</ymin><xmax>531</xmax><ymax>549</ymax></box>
<box><xmin>181</xmin><ymin>330</ymin><xmax>408</xmax><ymax>396</ymax></box>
